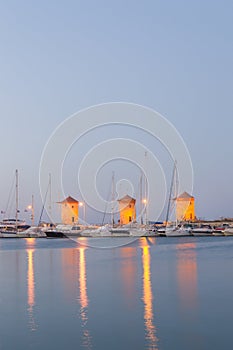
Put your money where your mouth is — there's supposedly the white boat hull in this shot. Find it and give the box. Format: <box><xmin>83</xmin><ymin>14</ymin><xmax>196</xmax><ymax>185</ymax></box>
<box><xmin>212</xmin><ymin>231</ymin><xmax>224</xmax><ymax>236</ymax></box>
<box><xmin>192</xmin><ymin>230</ymin><xmax>213</xmax><ymax>236</ymax></box>
<box><xmin>166</xmin><ymin>229</ymin><xmax>192</xmax><ymax>237</ymax></box>
<box><xmin>224</xmin><ymin>228</ymin><xmax>233</xmax><ymax>236</ymax></box>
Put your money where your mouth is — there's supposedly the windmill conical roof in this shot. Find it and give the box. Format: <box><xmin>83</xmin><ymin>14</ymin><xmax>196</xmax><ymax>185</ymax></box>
<box><xmin>177</xmin><ymin>191</ymin><xmax>194</xmax><ymax>199</ymax></box>
<box><xmin>117</xmin><ymin>194</ymin><xmax>136</xmax><ymax>202</ymax></box>
<box><xmin>59</xmin><ymin>196</ymin><xmax>79</xmax><ymax>204</ymax></box>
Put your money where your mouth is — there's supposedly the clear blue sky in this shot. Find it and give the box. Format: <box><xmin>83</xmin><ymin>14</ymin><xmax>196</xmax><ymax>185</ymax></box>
<box><xmin>0</xmin><ymin>0</ymin><xmax>232</xmax><ymax>222</ymax></box>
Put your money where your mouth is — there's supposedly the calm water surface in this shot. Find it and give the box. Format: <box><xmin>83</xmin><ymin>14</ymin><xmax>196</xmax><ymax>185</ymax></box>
<box><xmin>0</xmin><ymin>237</ymin><xmax>233</xmax><ymax>350</ymax></box>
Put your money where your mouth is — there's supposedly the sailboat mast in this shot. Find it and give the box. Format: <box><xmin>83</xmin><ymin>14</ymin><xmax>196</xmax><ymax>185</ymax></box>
<box><xmin>144</xmin><ymin>175</ymin><xmax>148</xmax><ymax>226</ymax></box>
<box><xmin>174</xmin><ymin>165</ymin><xmax>179</xmax><ymax>226</ymax></box>
<box><xmin>140</xmin><ymin>171</ymin><xmax>143</xmax><ymax>224</ymax></box>
<box><xmin>15</xmin><ymin>169</ymin><xmax>19</xmax><ymax>230</ymax></box>
<box><xmin>48</xmin><ymin>173</ymin><xmax>52</xmax><ymax>219</ymax></box>
<box><xmin>39</xmin><ymin>174</ymin><xmax>51</xmax><ymax>225</ymax></box>
<box><xmin>31</xmin><ymin>194</ymin><xmax>35</xmax><ymax>226</ymax></box>
<box><xmin>165</xmin><ymin>161</ymin><xmax>177</xmax><ymax>224</ymax></box>
<box><xmin>144</xmin><ymin>151</ymin><xmax>148</xmax><ymax>225</ymax></box>
<box><xmin>111</xmin><ymin>171</ymin><xmax>115</xmax><ymax>226</ymax></box>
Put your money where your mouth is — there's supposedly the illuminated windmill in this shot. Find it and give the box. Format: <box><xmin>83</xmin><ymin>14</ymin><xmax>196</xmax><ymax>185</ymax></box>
<box><xmin>58</xmin><ymin>196</ymin><xmax>79</xmax><ymax>225</ymax></box>
<box><xmin>117</xmin><ymin>195</ymin><xmax>136</xmax><ymax>225</ymax></box>
<box><xmin>176</xmin><ymin>192</ymin><xmax>195</xmax><ymax>222</ymax></box>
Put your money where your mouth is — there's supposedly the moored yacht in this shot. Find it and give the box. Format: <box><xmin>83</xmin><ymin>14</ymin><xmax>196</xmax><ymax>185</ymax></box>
<box><xmin>0</xmin><ymin>218</ymin><xmax>30</xmax><ymax>233</ymax></box>
<box><xmin>165</xmin><ymin>225</ymin><xmax>192</xmax><ymax>237</ymax></box>
<box><xmin>81</xmin><ymin>225</ymin><xmax>111</xmax><ymax>237</ymax></box>
<box><xmin>17</xmin><ymin>226</ymin><xmax>46</xmax><ymax>237</ymax></box>
<box><xmin>45</xmin><ymin>224</ymin><xmax>88</xmax><ymax>238</ymax></box>
<box><xmin>110</xmin><ymin>223</ymin><xmax>147</xmax><ymax>237</ymax></box>
<box><xmin>0</xmin><ymin>170</ymin><xmax>30</xmax><ymax>235</ymax></box>
<box><xmin>212</xmin><ymin>226</ymin><xmax>225</xmax><ymax>236</ymax></box>
<box><xmin>191</xmin><ymin>225</ymin><xmax>213</xmax><ymax>236</ymax></box>
<box><xmin>223</xmin><ymin>226</ymin><xmax>233</xmax><ymax>236</ymax></box>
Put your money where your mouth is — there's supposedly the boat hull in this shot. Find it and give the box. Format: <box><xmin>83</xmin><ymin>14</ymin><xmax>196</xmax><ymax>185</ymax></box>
<box><xmin>45</xmin><ymin>231</ymin><xmax>66</xmax><ymax>238</ymax></box>
<box><xmin>166</xmin><ymin>230</ymin><xmax>192</xmax><ymax>237</ymax></box>
<box><xmin>224</xmin><ymin>229</ymin><xmax>233</xmax><ymax>236</ymax></box>
<box><xmin>191</xmin><ymin>231</ymin><xmax>213</xmax><ymax>237</ymax></box>
<box><xmin>212</xmin><ymin>231</ymin><xmax>224</xmax><ymax>236</ymax></box>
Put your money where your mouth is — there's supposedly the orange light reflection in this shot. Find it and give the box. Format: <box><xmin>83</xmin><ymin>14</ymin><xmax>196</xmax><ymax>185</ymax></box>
<box><xmin>78</xmin><ymin>247</ymin><xmax>92</xmax><ymax>348</ymax></box>
<box><xmin>26</xmin><ymin>238</ymin><xmax>36</xmax><ymax>331</ymax></box>
<box><xmin>141</xmin><ymin>240</ymin><xmax>158</xmax><ymax>349</ymax></box>
<box><xmin>119</xmin><ymin>247</ymin><xmax>137</xmax><ymax>306</ymax></box>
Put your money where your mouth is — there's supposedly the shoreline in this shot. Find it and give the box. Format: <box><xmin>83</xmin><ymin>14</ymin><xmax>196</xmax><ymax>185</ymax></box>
<box><xmin>0</xmin><ymin>233</ymin><xmax>232</xmax><ymax>238</ymax></box>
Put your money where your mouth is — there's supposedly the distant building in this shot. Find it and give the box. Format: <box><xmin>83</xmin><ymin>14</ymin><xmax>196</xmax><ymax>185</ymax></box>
<box><xmin>59</xmin><ymin>196</ymin><xmax>79</xmax><ymax>225</ymax></box>
<box><xmin>176</xmin><ymin>192</ymin><xmax>195</xmax><ymax>222</ymax></box>
<box><xmin>118</xmin><ymin>195</ymin><xmax>136</xmax><ymax>225</ymax></box>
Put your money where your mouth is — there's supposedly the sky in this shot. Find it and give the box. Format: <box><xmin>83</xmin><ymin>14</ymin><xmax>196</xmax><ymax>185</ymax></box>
<box><xmin>0</xmin><ymin>0</ymin><xmax>233</xmax><ymax>223</ymax></box>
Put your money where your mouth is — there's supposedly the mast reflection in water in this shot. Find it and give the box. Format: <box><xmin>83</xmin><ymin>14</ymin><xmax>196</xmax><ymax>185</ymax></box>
<box><xmin>141</xmin><ymin>239</ymin><xmax>158</xmax><ymax>350</ymax></box>
<box><xmin>26</xmin><ymin>238</ymin><xmax>37</xmax><ymax>331</ymax></box>
<box><xmin>78</xmin><ymin>245</ymin><xmax>92</xmax><ymax>348</ymax></box>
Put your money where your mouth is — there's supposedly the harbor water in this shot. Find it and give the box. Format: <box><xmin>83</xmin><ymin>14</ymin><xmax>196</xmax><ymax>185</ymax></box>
<box><xmin>0</xmin><ymin>236</ymin><xmax>232</xmax><ymax>350</ymax></box>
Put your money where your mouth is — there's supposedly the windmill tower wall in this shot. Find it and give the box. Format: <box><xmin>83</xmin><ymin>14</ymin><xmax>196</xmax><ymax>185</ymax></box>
<box><xmin>176</xmin><ymin>192</ymin><xmax>195</xmax><ymax>222</ymax></box>
<box><xmin>59</xmin><ymin>196</ymin><xmax>79</xmax><ymax>225</ymax></box>
<box><xmin>118</xmin><ymin>195</ymin><xmax>136</xmax><ymax>225</ymax></box>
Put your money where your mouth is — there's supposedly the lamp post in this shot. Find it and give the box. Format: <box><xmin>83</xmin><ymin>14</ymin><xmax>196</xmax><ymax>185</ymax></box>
<box><xmin>79</xmin><ymin>202</ymin><xmax>86</xmax><ymax>223</ymax></box>
<box><xmin>27</xmin><ymin>195</ymin><xmax>35</xmax><ymax>226</ymax></box>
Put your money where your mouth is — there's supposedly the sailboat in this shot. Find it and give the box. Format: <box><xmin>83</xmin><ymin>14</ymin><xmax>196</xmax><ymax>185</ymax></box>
<box><xmin>39</xmin><ymin>174</ymin><xmax>65</xmax><ymax>238</ymax></box>
<box><xmin>80</xmin><ymin>172</ymin><xmax>146</xmax><ymax>237</ymax></box>
<box><xmin>109</xmin><ymin>172</ymin><xmax>147</xmax><ymax>237</ymax></box>
<box><xmin>0</xmin><ymin>170</ymin><xmax>30</xmax><ymax>235</ymax></box>
<box><xmin>164</xmin><ymin>162</ymin><xmax>192</xmax><ymax>237</ymax></box>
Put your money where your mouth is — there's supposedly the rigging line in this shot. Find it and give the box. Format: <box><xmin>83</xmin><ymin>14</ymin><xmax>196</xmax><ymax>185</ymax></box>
<box><xmin>101</xmin><ymin>178</ymin><xmax>113</xmax><ymax>226</ymax></box>
<box><xmin>165</xmin><ymin>161</ymin><xmax>177</xmax><ymax>225</ymax></box>
<box><xmin>4</xmin><ymin>172</ymin><xmax>15</xmax><ymax>217</ymax></box>
<box><xmin>38</xmin><ymin>181</ymin><xmax>50</xmax><ymax>225</ymax></box>
<box><xmin>135</xmin><ymin>174</ymin><xmax>141</xmax><ymax>221</ymax></box>
<box><xmin>135</xmin><ymin>171</ymin><xmax>141</xmax><ymax>198</ymax></box>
